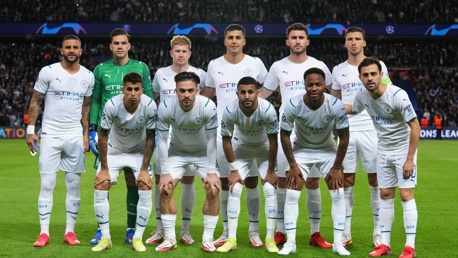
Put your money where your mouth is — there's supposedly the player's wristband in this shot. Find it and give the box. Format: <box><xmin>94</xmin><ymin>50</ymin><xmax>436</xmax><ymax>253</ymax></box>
<box><xmin>27</xmin><ymin>125</ymin><xmax>35</xmax><ymax>135</ymax></box>
<box><xmin>228</xmin><ymin>162</ymin><xmax>237</xmax><ymax>171</ymax></box>
<box><xmin>89</xmin><ymin>124</ymin><xmax>98</xmax><ymax>132</ymax></box>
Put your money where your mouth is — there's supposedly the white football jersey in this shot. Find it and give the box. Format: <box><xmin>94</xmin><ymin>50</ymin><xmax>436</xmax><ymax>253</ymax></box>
<box><xmin>281</xmin><ymin>93</ymin><xmax>348</xmax><ymax>152</ymax></box>
<box><xmin>205</xmin><ymin>55</ymin><xmax>268</xmax><ymax>122</ymax></box>
<box><xmin>221</xmin><ymin>98</ymin><xmax>278</xmax><ymax>145</ymax></box>
<box><xmin>263</xmin><ymin>56</ymin><xmax>332</xmax><ymax>114</ymax></box>
<box><xmin>353</xmin><ymin>85</ymin><xmax>417</xmax><ymax>153</ymax></box>
<box><xmin>34</xmin><ymin>62</ymin><xmax>94</xmax><ymax>136</ymax></box>
<box><xmin>101</xmin><ymin>94</ymin><xmax>157</xmax><ymax>153</ymax></box>
<box><xmin>332</xmin><ymin>60</ymin><xmax>390</xmax><ymax>131</ymax></box>
<box><xmin>157</xmin><ymin>95</ymin><xmax>217</xmax><ymax>153</ymax></box>
<box><xmin>152</xmin><ymin>65</ymin><xmax>207</xmax><ymax>100</ymax></box>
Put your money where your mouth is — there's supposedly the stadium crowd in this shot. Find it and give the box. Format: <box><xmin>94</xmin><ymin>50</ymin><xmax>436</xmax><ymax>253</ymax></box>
<box><xmin>0</xmin><ymin>36</ymin><xmax>457</xmax><ymax>128</ymax></box>
<box><xmin>2</xmin><ymin>0</ymin><xmax>457</xmax><ymax>23</ymax></box>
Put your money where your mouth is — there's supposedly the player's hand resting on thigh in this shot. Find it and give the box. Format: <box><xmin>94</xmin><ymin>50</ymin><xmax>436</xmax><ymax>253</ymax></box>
<box><xmin>286</xmin><ymin>165</ymin><xmax>303</xmax><ymax>190</ymax></box>
<box><xmin>228</xmin><ymin>170</ymin><xmax>243</xmax><ymax>192</ymax></box>
<box><xmin>263</xmin><ymin>169</ymin><xmax>278</xmax><ymax>188</ymax></box>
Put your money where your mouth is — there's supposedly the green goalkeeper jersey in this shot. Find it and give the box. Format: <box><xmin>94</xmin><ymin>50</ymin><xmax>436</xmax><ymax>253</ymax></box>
<box><xmin>89</xmin><ymin>58</ymin><xmax>153</xmax><ymax>126</ymax></box>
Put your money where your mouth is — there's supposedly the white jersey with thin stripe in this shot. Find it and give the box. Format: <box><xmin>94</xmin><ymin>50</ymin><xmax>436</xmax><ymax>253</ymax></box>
<box><xmin>263</xmin><ymin>56</ymin><xmax>332</xmax><ymax>114</ymax></box>
<box><xmin>157</xmin><ymin>95</ymin><xmax>218</xmax><ymax>153</ymax></box>
<box><xmin>221</xmin><ymin>98</ymin><xmax>278</xmax><ymax>145</ymax></box>
<box><xmin>205</xmin><ymin>55</ymin><xmax>268</xmax><ymax>122</ymax></box>
<box><xmin>332</xmin><ymin>60</ymin><xmax>390</xmax><ymax>131</ymax></box>
<box><xmin>281</xmin><ymin>93</ymin><xmax>348</xmax><ymax>152</ymax></box>
<box><xmin>152</xmin><ymin>65</ymin><xmax>207</xmax><ymax>100</ymax></box>
<box><xmin>353</xmin><ymin>85</ymin><xmax>417</xmax><ymax>153</ymax></box>
<box><xmin>34</xmin><ymin>62</ymin><xmax>94</xmax><ymax>136</ymax></box>
<box><xmin>101</xmin><ymin>94</ymin><xmax>157</xmax><ymax>153</ymax></box>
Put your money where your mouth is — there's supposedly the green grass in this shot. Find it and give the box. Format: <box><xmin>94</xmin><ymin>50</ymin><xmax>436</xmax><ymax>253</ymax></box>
<box><xmin>0</xmin><ymin>139</ymin><xmax>457</xmax><ymax>257</ymax></box>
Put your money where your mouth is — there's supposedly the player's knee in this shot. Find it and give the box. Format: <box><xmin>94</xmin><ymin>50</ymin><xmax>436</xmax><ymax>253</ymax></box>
<box><xmin>95</xmin><ymin>181</ymin><xmax>111</xmax><ymax>191</ymax></box>
<box><xmin>220</xmin><ymin>177</ymin><xmax>229</xmax><ymax>191</ymax></box>
<box><xmin>230</xmin><ymin>183</ymin><xmax>243</xmax><ymax>198</ymax></box>
<box><xmin>262</xmin><ymin>182</ymin><xmax>275</xmax><ymax>198</ymax></box>
<box><xmin>137</xmin><ymin>181</ymin><xmax>152</xmax><ymax>191</ymax></box>
<box><xmin>399</xmin><ymin>188</ymin><xmax>414</xmax><ymax>202</ymax></box>
<box><xmin>277</xmin><ymin>177</ymin><xmax>287</xmax><ymax>188</ymax></box>
<box><xmin>379</xmin><ymin>188</ymin><xmax>395</xmax><ymax>199</ymax></box>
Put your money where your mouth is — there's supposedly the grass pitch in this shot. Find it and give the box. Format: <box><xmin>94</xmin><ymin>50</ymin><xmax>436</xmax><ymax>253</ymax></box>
<box><xmin>0</xmin><ymin>139</ymin><xmax>456</xmax><ymax>257</ymax></box>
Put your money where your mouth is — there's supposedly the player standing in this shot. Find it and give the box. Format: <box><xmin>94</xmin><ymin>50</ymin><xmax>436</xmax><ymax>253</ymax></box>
<box><xmin>146</xmin><ymin>35</ymin><xmax>206</xmax><ymax>245</ymax></box>
<box><xmin>202</xmin><ymin>24</ymin><xmax>268</xmax><ymax>247</ymax></box>
<box><xmin>88</xmin><ymin>28</ymin><xmax>153</xmax><ymax>244</ymax></box>
<box><xmin>258</xmin><ymin>23</ymin><xmax>333</xmax><ymax>248</ymax></box>
<box><xmin>26</xmin><ymin>35</ymin><xmax>94</xmax><ymax>247</ymax></box>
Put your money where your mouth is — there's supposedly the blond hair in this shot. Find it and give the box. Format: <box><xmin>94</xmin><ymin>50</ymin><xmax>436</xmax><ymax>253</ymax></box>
<box><xmin>170</xmin><ymin>35</ymin><xmax>192</xmax><ymax>50</ymax></box>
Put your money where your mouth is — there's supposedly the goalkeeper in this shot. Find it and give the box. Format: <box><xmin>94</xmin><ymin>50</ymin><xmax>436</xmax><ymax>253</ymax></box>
<box><xmin>89</xmin><ymin>28</ymin><xmax>153</xmax><ymax>245</ymax></box>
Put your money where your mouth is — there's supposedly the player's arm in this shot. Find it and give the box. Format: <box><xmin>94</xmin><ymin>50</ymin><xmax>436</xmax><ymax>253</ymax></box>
<box><xmin>264</xmin><ymin>133</ymin><xmax>278</xmax><ymax>186</ymax></box>
<box><xmin>258</xmin><ymin>87</ymin><xmax>274</xmax><ymax>99</ymax></box>
<box><xmin>81</xmin><ymin>96</ymin><xmax>92</xmax><ymax>152</ymax></box>
<box><xmin>201</xmin><ymin>87</ymin><xmax>215</xmax><ymax>98</ymax></box>
<box><xmin>280</xmin><ymin>129</ymin><xmax>302</xmax><ymax>189</ymax></box>
<box><xmin>331</xmin><ymin>89</ymin><xmax>341</xmax><ymax>100</ymax></box>
<box><xmin>26</xmin><ymin>91</ymin><xmax>44</xmax><ymax>152</ymax></box>
<box><xmin>137</xmin><ymin>129</ymin><xmax>155</xmax><ymax>189</ymax></box>
<box><xmin>94</xmin><ymin>128</ymin><xmax>111</xmax><ymax>187</ymax></box>
<box><xmin>325</xmin><ymin>127</ymin><xmax>349</xmax><ymax>190</ymax></box>
<box><xmin>404</xmin><ymin>118</ymin><xmax>420</xmax><ymax>179</ymax></box>
<box><xmin>222</xmin><ymin>135</ymin><xmax>242</xmax><ymax>191</ymax></box>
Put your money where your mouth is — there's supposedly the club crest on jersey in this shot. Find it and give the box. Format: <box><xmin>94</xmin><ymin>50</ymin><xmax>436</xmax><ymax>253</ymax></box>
<box><xmin>281</xmin><ymin>114</ymin><xmax>287</xmax><ymax>122</ymax></box>
<box><xmin>256</xmin><ymin>120</ymin><xmax>264</xmax><ymax>126</ymax></box>
<box><xmin>244</xmin><ymin>68</ymin><xmax>253</xmax><ymax>76</ymax></box>
<box><xmin>101</xmin><ymin>112</ymin><xmax>106</xmax><ymax>121</ymax></box>
<box><xmin>138</xmin><ymin>116</ymin><xmax>145</xmax><ymax>124</ymax></box>
<box><xmin>194</xmin><ymin>117</ymin><xmax>202</xmax><ymax>125</ymax></box>
<box><xmin>384</xmin><ymin>106</ymin><xmax>392</xmax><ymax>113</ymax></box>
<box><xmin>221</xmin><ymin>121</ymin><xmax>226</xmax><ymax>129</ymax></box>
<box><xmin>323</xmin><ymin>115</ymin><xmax>332</xmax><ymax>123</ymax></box>
<box><xmin>80</xmin><ymin>80</ymin><xmax>88</xmax><ymax>89</ymax></box>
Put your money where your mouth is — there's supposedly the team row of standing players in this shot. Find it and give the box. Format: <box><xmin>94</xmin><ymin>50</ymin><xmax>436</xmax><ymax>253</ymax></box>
<box><xmin>25</xmin><ymin>23</ymin><xmax>419</xmax><ymax>257</ymax></box>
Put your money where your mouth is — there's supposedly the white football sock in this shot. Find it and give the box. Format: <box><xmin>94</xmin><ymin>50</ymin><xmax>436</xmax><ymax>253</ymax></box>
<box><xmin>276</xmin><ymin>186</ymin><xmax>286</xmax><ymax>234</ymax></box>
<box><xmin>284</xmin><ymin>189</ymin><xmax>301</xmax><ymax>244</ymax></box>
<box><xmin>379</xmin><ymin>198</ymin><xmax>395</xmax><ymax>247</ymax></box>
<box><xmin>220</xmin><ymin>189</ymin><xmax>229</xmax><ymax>233</ymax></box>
<box><xmin>161</xmin><ymin>214</ymin><xmax>177</xmax><ymax>241</ymax></box>
<box><xmin>246</xmin><ymin>186</ymin><xmax>260</xmax><ymax>233</ymax></box>
<box><xmin>344</xmin><ymin>186</ymin><xmax>354</xmax><ymax>235</ymax></box>
<box><xmin>306</xmin><ymin>188</ymin><xmax>321</xmax><ymax>234</ymax></box>
<box><xmin>38</xmin><ymin>173</ymin><xmax>56</xmax><ymax>236</ymax></box>
<box><xmin>181</xmin><ymin>182</ymin><xmax>195</xmax><ymax>232</ymax></box>
<box><xmin>369</xmin><ymin>185</ymin><xmax>381</xmax><ymax>235</ymax></box>
<box><xmin>154</xmin><ymin>183</ymin><xmax>163</xmax><ymax>232</ymax></box>
<box><xmin>263</xmin><ymin>182</ymin><xmax>277</xmax><ymax>238</ymax></box>
<box><xmin>94</xmin><ymin>189</ymin><xmax>110</xmax><ymax>240</ymax></box>
<box><xmin>227</xmin><ymin>183</ymin><xmax>243</xmax><ymax>239</ymax></box>
<box><xmin>402</xmin><ymin>199</ymin><xmax>417</xmax><ymax>248</ymax></box>
<box><xmin>65</xmin><ymin>172</ymin><xmax>81</xmax><ymax>234</ymax></box>
<box><xmin>330</xmin><ymin>188</ymin><xmax>346</xmax><ymax>244</ymax></box>
<box><xmin>133</xmin><ymin>190</ymin><xmax>152</xmax><ymax>240</ymax></box>
<box><xmin>203</xmin><ymin>215</ymin><xmax>218</xmax><ymax>242</ymax></box>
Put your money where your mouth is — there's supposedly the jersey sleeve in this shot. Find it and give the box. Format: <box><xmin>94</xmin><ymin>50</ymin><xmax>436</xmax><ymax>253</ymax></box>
<box><xmin>198</xmin><ymin>69</ymin><xmax>208</xmax><ymax>92</ymax></box>
<box><xmin>220</xmin><ymin>105</ymin><xmax>234</xmax><ymax>137</ymax></box>
<box><xmin>152</xmin><ymin>71</ymin><xmax>161</xmax><ymax>95</ymax></box>
<box><xmin>90</xmin><ymin>65</ymin><xmax>103</xmax><ymax>125</ymax></box>
<box><xmin>204</xmin><ymin>61</ymin><xmax>216</xmax><ymax>89</ymax></box>
<box><xmin>352</xmin><ymin>92</ymin><xmax>365</xmax><ymax>113</ymax></box>
<box><xmin>263</xmin><ymin>62</ymin><xmax>279</xmax><ymax>91</ymax></box>
<box><xmin>331</xmin><ymin>65</ymin><xmax>342</xmax><ymax>91</ymax></box>
<box><xmin>156</xmin><ymin>100</ymin><xmax>171</xmax><ymax>132</ymax></box>
<box><xmin>256</xmin><ymin>58</ymin><xmax>268</xmax><ymax>84</ymax></box>
<box><xmin>321</xmin><ymin>63</ymin><xmax>333</xmax><ymax>86</ymax></box>
<box><xmin>333</xmin><ymin>98</ymin><xmax>349</xmax><ymax>130</ymax></box>
<box><xmin>395</xmin><ymin>89</ymin><xmax>417</xmax><ymax>123</ymax></box>
<box><xmin>264</xmin><ymin>102</ymin><xmax>279</xmax><ymax>134</ymax></box>
<box><xmin>142</xmin><ymin>63</ymin><xmax>153</xmax><ymax>97</ymax></box>
<box><xmin>100</xmin><ymin>98</ymin><xmax>115</xmax><ymax>130</ymax></box>
<box><xmin>34</xmin><ymin>66</ymin><xmax>50</xmax><ymax>95</ymax></box>
<box><xmin>280</xmin><ymin>99</ymin><xmax>296</xmax><ymax>132</ymax></box>
<box><xmin>84</xmin><ymin>71</ymin><xmax>95</xmax><ymax>97</ymax></box>
<box><xmin>146</xmin><ymin>98</ymin><xmax>158</xmax><ymax>130</ymax></box>
<box><xmin>204</xmin><ymin>99</ymin><xmax>218</xmax><ymax>130</ymax></box>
